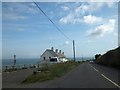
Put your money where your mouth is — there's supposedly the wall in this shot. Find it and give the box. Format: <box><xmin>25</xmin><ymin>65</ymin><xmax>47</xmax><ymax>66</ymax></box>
<box><xmin>41</xmin><ymin>51</ymin><xmax>55</xmax><ymax>61</ymax></box>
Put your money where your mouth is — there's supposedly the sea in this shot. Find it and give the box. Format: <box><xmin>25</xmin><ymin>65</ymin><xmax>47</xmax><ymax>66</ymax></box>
<box><xmin>2</xmin><ymin>58</ymin><xmax>40</xmax><ymax>69</ymax></box>
<box><xmin>2</xmin><ymin>57</ymin><xmax>94</xmax><ymax>69</ymax></box>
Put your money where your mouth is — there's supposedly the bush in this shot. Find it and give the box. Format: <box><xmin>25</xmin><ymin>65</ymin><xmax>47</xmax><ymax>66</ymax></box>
<box><xmin>4</xmin><ymin>68</ymin><xmax>17</xmax><ymax>72</ymax></box>
<box><xmin>22</xmin><ymin>61</ymin><xmax>81</xmax><ymax>84</ymax></box>
<box><xmin>95</xmin><ymin>47</ymin><xmax>120</xmax><ymax>69</ymax></box>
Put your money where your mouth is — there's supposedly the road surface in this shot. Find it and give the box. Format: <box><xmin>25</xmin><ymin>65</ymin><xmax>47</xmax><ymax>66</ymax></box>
<box><xmin>2</xmin><ymin>62</ymin><xmax>120</xmax><ymax>88</ymax></box>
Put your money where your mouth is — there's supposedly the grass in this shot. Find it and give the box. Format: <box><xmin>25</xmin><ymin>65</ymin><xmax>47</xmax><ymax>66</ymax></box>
<box><xmin>3</xmin><ymin>65</ymin><xmax>36</xmax><ymax>72</ymax></box>
<box><xmin>4</xmin><ymin>68</ymin><xmax>18</xmax><ymax>72</ymax></box>
<box><xmin>3</xmin><ymin>67</ymin><xmax>28</xmax><ymax>72</ymax></box>
<box><xmin>22</xmin><ymin>61</ymin><xmax>82</xmax><ymax>84</ymax></box>
<box><xmin>0</xmin><ymin>69</ymin><xmax>1</xmax><ymax>73</ymax></box>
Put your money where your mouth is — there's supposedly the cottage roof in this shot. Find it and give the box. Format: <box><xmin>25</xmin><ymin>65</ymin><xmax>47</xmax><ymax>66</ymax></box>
<box><xmin>41</xmin><ymin>49</ymin><xmax>66</xmax><ymax>58</ymax></box>
<box><xmin>46</xmin><ymin>49</ymin><xmax>58</xmax><ymax>57</ymax></box>
<box><xmin>56</xmin><ymin>53</ymin><xmax>65</xmax><ymax>58</ymax></box>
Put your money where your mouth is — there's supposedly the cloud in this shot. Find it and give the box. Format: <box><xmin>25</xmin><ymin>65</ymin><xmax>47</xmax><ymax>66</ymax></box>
<box><xmin>75</xmin><ymin>3</ymin><xmax>102</xmax><ymax>14</ymax></box>
<box><xmin>2</xmin><ymin>0</ymin><xmax>119</xmax><ymax>2</ymax></box>
<box><xmin>88</xmin><ymin>0</ymin><xmax>117</xmax><ymax>1</ymax></box>
<box><xmin>2</xmin><ymin>2</ymin><xmax>39</xmax><ymax>20</ymax></box>
<box><xmin>4</xmin><ymin>14</ymin><xmax>27</xmax><ymax>20</ymax></box>
<box><xmin>62</xmin><ymin>41</ymin><xmax>70</xmax><ymax>46</ymax></box>
<box><xmin>3</xmin><ymin>2</ymin><xmax>38</xmax><ymax>15</ymax></box>
<box><xmin>83</xmin><ymin>15</ymin><xmax>102</xmax><ymax>24</ymax></box>
<box><xmin>76</xmin><ymin>2</ymin><xmax>116</xmax><ymax>15</ymax></box>
<box><xmin>106</xmin><ymin>2</ymin><xmax>115</xmax><ymax>7</ymax></box>
<box><xmin>75</xmin><ymin>4</ymin><xmax>89</xmax><ymax>14</ymax></box>
<box><xmin>65</xmin><ymin>41</ymin><xmax>69</xmax><ymax>45</ymax></box>
<box><xmin>113</xmin><ymin>32</ymin><xmax>118</xmax><ymax>38</ymax></box>
<box><xmin>86</xmin><ymin>40</ymin><xmax>93</xmax><ymax>43</ymax></box>
<box><xmin>61</xmin><ymin>6</ymin><xmax>69</xmax><ymax>11</ymax></box>
<box><xmin>59</xmin><ymin>13</ymin><xmax>81</xmax><ymax>24</ymax></box>
<box><xmin>59</xmin><ymin>2</ymin><xmax>116</xmax><ymax>24</ymax></box>
<box><xmin>58</xmin><ymin>41</ymin><xmax>70</xmax><ymax>47</ymax></box>
<box><xmin>59</xmin><ymin>14</ymin><xmax>103</xmax><ymax>25</ymax></box>
<box><xmin>86</xmin><ymin>19</ymin><xmax>115</xmax><ymax>37</ymax></box>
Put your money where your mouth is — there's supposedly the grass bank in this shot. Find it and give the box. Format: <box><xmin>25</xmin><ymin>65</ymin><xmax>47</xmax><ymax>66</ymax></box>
<box><xmin>22</xmin><ymin>61</ymin><xmax>82</xmax><ymax>84</ymax></box>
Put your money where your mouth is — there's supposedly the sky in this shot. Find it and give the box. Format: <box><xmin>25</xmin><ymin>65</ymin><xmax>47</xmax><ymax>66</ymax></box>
<box><xmin>2</xmin><ymin>1</ymin><xmax>118</xmax><ymax>59</ymax></box>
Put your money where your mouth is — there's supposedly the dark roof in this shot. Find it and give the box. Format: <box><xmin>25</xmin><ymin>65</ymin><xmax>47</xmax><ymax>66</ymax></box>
<box><xmin>56</xmin><ymin>53</ymin><xmax>65</xmax><ymax>58</ymax></box>
<box><xmin>46</xmin><ymin>49</ymin><xmax>58</xmax><ymax>57</ymax></box>
<box><xmin>41</xmin><ymin>49</ymin><xmax>65</xmax><ymax>58</ymax></box>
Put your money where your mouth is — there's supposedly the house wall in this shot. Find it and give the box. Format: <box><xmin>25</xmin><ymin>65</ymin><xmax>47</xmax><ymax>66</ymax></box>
<box><xmin>41</xmin><ymin>51</ymin><xmax>55</xmax><ymax>61</ymax></box>
<box><xmin>59</xmin><ymin>58</ymin><xmax>68</xmax><ymax>62</ymax></box>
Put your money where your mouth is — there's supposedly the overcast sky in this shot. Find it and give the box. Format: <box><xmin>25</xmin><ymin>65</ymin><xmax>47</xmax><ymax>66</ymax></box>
<box><xmin>2</xmin><ymin>2</ymin><xmax>118</xmax><ymax>59</ymax></box>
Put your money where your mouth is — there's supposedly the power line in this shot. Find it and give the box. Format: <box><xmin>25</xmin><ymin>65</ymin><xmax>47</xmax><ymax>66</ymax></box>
<box><xmin>33</xmin><ymin>2</ymin><xmax>76</xmax><ymax>61</ymax></box>
<box><xmin>33</xmin><ymin>1</ymin><xmax>72</xmax><ymax>41</ymax></box>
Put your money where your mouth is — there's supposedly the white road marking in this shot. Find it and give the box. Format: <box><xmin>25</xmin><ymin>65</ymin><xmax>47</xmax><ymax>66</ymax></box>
<box><xmin>89</xmin><ymin>64</ymin><xmax>93</xmax><ymax>68</ymax></box>
<box><xmin>101</xmin><ymin>74</ymin><xmax>120</xmax><ymax>88</ymax></box>
<box><xmin>93</xmin><ymin>68</ymin><xmax>99</xmax><ymax>72</ymax></box>
<box><xmin>89</xmin><ymin>64</ymin><xmax>120</xmax><ymax>88</ymax></box>
<box><xmin>89</xmin><ymin>64</ymin><xmax>99</xmax><ymax>72</ymax></box>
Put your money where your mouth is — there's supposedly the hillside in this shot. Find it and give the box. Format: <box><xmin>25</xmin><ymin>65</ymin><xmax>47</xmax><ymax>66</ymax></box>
<box><xmin>95</xmin><ymin>46</ymin><xmax>120</xmax><ymax>69</ymax></box>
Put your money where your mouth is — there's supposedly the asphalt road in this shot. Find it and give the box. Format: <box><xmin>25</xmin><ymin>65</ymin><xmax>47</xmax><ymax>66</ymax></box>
<box><xmin>0</xmin><ymin>73</ymin><xmax>2</xmax><ymax>89</ymax></box>
<box><xmin>2</xmin><ymin>68</ymin><xmax>36</xmax><ymax>88</ymax></box>
<box><xmin>2</xmin><ymin>62</ymin><xmax>120</xmax><ymax>88</ymax></box>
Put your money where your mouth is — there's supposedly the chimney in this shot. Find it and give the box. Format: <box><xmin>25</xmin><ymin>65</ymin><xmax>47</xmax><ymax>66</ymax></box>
<box><xmin>62</xmin><ymin>52</ymin><xmax>64</xmax><ymax>55</ymax></box>
<box><xmin>59</xmin><ymin>50</ymin><xmax>61</xmax><ymax>54</ymax></box>
<box><xmin>55</xmin><ymin>49</ymin><xmax>58</xmax><ymax>53</ymax></box>
<box><xmin>51</xmin><ymin>47</ymin><xmax>54</xmax><ymax>51</ymax></box>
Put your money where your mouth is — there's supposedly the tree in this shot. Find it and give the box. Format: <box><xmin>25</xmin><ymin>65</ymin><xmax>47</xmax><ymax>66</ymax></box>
<box><xmin>95</xmin><ymin>54</ymin><xmax>101</xmax><ymax>60</ymax></box>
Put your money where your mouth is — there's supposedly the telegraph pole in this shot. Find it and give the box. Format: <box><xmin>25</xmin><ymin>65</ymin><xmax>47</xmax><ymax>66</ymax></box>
<box><xmin>73</xmin><ymin>40</ymin><xmax>76</xmax><ymax>61</ymax></box>
<box><xmin>13</xmin><ymin>54</ymin><xmax>16</xmax><ymax>66</ymax></box>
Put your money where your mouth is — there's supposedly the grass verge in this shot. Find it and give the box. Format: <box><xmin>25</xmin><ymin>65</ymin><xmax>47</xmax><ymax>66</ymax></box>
<box><xmin>22</xmin><ymin>61</ymin><xmax>82</xmax><ymax>84</ymax></box>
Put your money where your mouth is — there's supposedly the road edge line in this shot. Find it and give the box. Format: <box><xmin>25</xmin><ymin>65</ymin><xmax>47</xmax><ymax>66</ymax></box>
<box><xmin>89</xmin><ymin>64</ymin><xmax>99</xmax><ymax>72</ymax></box>
<box><xmin>93</xmin><ymin>68</ymin><xmax>99</xmax><ymax>72</ymax></box>
<box><xmin>101</xmin><ymin>74</ymin><xmax>120</xmax><ymax>88</ymax></box>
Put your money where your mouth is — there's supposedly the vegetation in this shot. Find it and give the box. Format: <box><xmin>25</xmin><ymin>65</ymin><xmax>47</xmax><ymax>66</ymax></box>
<box><xmin>4</xmin><ymin>68</ymin><xmax>18</xmax><ymax>72</ymax></box>
<box><xmin>95</xmin><ymin>47</ymin><xmax>120</xmax><ymax>69</ymax></box>
<box><xmin>0</xmin><ymin>69</ymin><xmax>2</xmax><ymax>73</ymax></box>
<box><xmin>95</xmin><ymin>54</ymin><xmax>101</xmax><ymax>60</ymax></box>
<box><xmin>3</xmin><ymin>64</ymin><xmax>37</xmax><ymax>72</ymax></box>
<box><xmin>22</xmin><ymin>61</ymin><xmax>81</xmax><ymax>84</ymax></box>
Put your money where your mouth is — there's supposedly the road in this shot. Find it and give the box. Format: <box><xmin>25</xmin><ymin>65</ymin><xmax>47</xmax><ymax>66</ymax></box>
<box><xmin>2</xmin><ymin>68</ymin><xmax>36</xmax><ymax>88</ymax></box>
<box><xmin>2</xmin><ymin>62</ymin><xmax>120</xmax><ymax>88</ymax></box>
<box><xmin>0</xmin><ymin>73</ymin><xmax>2</xmax><ymax>89</ymax></box>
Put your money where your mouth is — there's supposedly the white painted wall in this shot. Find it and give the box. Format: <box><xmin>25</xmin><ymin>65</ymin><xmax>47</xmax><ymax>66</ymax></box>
<box><xmin>59</xmin><ymin>58</ymin><xmax>68</xmax><ymax>62</ymax></box>
<box><xmin>41</xmin><ymin>51</ymin><xmax>56</xmax><ymax>61</ymax></box>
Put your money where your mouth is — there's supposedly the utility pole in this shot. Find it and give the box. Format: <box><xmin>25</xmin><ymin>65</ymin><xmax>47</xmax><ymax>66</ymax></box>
<box><xmin>73</xmin><ymin>40</ymin><xmax>76</xmax><ymax>61</ymax></box>
<box><xmin>13</xmin><ymin>54</ymin><xmax>16</xmax><ymax>66</ymax></box>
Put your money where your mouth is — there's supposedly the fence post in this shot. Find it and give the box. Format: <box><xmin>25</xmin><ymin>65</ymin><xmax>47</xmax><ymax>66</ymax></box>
<box><xmin>37</xmin><ymin>64</ymin><xmax>39</xmax><ymax>68</ymax></box>
<box><xmin>5</xmin><ymin>66</ymin><xmax>8</xmax><ymax>70</ymax></box>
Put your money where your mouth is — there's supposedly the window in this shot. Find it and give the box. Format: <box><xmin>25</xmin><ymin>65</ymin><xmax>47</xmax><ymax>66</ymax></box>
<box><xmin>50</xmin><ymin>58</ymin><xmax>57</xmax><ymax>62</ymax></box>
<box><xmin>43</xmin><ymin>57</ymin><xmax>46</xmax><ymax>60</ymax></box>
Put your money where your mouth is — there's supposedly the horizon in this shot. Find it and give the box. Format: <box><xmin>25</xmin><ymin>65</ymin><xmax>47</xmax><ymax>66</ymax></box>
<box><xmin>2</xmin><ymin>56</ymin><xmax>94</xmax><ymax>60</ymax></box>
<box><xmin>2</xmin><ymin>2</ymin><xmax>118</xmax><ymax>59</ymax></box>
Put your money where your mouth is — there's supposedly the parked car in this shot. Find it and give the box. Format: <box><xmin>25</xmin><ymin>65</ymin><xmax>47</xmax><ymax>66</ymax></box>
<box><xmin>50</xmin><ymin>57</ymin><xmax>59</xmax><ymax>62</ymax></box>
<box><xmin>89</xmin><ymin>61</ymin><xmax>94</xmax><ymax>64</ymax></box>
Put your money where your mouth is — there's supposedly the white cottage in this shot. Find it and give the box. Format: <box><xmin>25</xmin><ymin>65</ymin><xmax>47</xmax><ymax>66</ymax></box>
<box><xmin>41</xmin><ymin>47</ymin><xmax>68</xmax><ymax>62</ymax></box>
